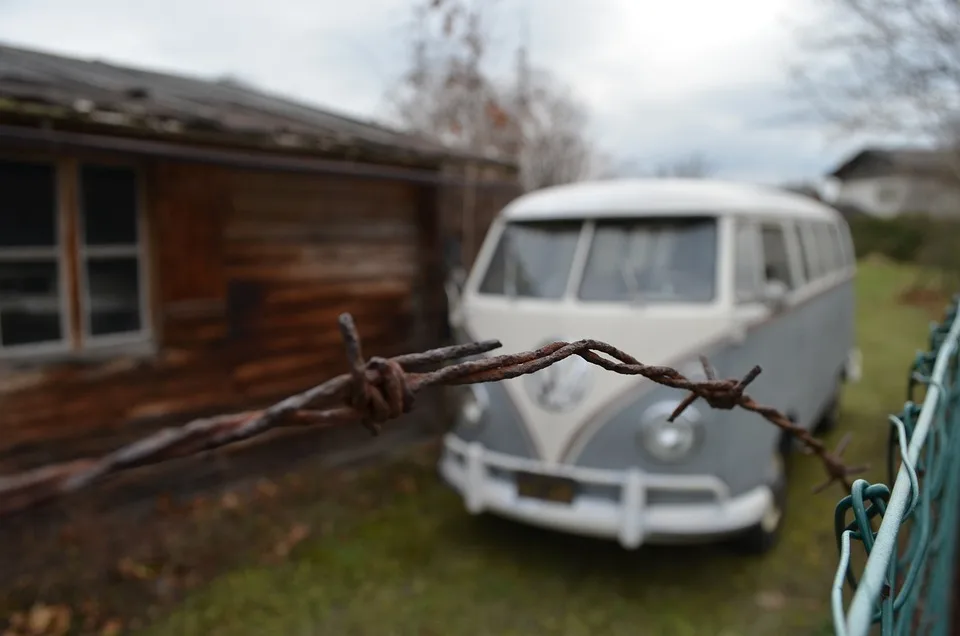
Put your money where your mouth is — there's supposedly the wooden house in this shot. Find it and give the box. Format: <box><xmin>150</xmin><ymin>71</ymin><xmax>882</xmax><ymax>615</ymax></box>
<box><xmin>0</xmin><ymin>42</ymin><xmax>521</xmax><ymax>477</ymax></box>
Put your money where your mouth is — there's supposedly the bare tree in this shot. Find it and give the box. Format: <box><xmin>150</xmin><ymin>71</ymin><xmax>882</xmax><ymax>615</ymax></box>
<box><xmin>788</xmin><ymin>0</ymin><xmax>960</xmax><ymax>153</ymax></box>
<box><xmin>653</xmin><ymin>153</ymin><xmax>716</xmax><ymax>178</ymax></box>
<box><xmin>384</xmin><ymin>0</ymin><xmax>599</xmax><ymax>190</ymax></box>
<box><xmin>788</xmin><ymin>0</ymin><xmax>960</xmax><ymax>293</ymax></box>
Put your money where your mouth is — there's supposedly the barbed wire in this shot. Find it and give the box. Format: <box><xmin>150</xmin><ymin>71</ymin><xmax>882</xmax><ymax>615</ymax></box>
<box><xmin>0</xmin><ymin>312</ymin><xmax>867</xmax><ymax>517</ymax></box>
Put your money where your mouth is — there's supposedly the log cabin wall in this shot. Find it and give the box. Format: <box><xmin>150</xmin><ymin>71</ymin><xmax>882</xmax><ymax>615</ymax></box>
<box><xmin>0</xmin><ymin>153</ymin><xmax>440</xmax><ymax>474</ymax></box>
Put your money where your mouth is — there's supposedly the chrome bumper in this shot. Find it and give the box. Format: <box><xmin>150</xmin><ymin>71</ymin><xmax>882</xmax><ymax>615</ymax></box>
<box><xmin>439</xmin><ymin>434</ymin><xmax>773</xmax><ymax>549</ymax></box>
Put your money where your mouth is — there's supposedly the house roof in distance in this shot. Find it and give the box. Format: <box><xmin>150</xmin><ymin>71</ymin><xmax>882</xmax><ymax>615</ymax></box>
<box><xmin>828</xmin><ymin>146</ymin><xmax>958</xmax><ymax>181</ymax></box>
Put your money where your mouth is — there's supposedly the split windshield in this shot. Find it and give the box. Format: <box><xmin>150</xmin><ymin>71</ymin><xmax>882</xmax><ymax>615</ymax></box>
<box><xmin>477</xmin><ymin>216</ymin><xmax>718</xmax><ymax>303</ymax></box>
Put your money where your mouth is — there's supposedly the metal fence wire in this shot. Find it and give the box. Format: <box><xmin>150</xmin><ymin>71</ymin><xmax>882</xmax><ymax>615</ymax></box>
<box><xmin>4</xmin><ymin>305</ymin><xmax>960</xmax><ymax>634</ymax></box>
<box><xmin>832</xmin><ymin>295</ymin><xmax>960</xmax><ymax>636</ymax></box>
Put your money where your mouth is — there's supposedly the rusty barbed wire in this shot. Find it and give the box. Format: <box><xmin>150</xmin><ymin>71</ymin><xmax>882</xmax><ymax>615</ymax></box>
<box><xmin>0</xmin><ymin>312</ymin><xmax>867</xmax><ymax>517</ymax></box>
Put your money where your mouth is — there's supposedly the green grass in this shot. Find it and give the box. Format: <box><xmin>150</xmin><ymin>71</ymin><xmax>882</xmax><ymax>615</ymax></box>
<box><xmin>141</xmin><ymin>261</ymin><xmax>941</xmax><ymax>636</ymax></box>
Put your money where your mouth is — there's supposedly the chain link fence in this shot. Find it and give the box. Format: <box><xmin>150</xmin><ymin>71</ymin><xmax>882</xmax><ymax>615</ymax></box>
<box><xmin>831</xmin><ymin>295</ymin><xmax>960</xmax><ymax>635</ymax></box>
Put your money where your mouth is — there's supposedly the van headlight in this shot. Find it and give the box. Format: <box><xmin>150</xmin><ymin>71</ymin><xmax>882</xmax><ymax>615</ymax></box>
<box><xmin>460</xmin><ymin>383</ymin><xmax>489</xmax><ymax>427</ymax></box>
<box><xmin>636</xmin><ymin>400</ymin><xmax>704</xmax><ymax>462</ymax></box>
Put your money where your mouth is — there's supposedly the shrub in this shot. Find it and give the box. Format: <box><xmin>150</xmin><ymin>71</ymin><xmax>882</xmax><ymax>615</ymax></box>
<box><xmin>847</xmin><ymin>214</ymin><xmax>929</xmax><ymax>262</ymax></box>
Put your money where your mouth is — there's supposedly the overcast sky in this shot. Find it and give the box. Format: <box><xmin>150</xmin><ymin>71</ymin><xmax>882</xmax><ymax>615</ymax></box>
<box><xmin>0</xmin><ymin>0</ymin><xmax>908</xmax><ymax>185</ymax></box>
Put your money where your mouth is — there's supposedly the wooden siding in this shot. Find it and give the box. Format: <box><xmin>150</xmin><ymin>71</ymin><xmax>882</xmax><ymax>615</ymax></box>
<box><xmin>0</xmin><ymin>158</ymin><xmax>434</xmax><ymax>473</ymax></box>
<box><xmin>439</xmin><ymin>179</ymin><xmax>521</xmax><ymax>271</ymax></box>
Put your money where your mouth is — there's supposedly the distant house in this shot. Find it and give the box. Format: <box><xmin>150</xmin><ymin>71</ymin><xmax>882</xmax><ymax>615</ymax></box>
<box><xmin>0</xmin><ymin>41</ymin><xmax>520</xmax><ymax>476</ymax></box>
<box><xmin>827</xmin><ymin>147</ymin><xmax>960</xmax><ymax>219</ymax></box>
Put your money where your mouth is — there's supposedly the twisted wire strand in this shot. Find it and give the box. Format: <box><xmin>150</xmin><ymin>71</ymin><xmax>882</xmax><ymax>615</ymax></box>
<box><xmin>0</xmin><ymin>312</ymin><xmax>866</xmax><ymax>517</ymax></box>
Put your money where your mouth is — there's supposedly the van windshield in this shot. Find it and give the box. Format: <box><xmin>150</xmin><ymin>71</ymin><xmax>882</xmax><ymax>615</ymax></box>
<box><xmin>478</xmin><ymin>220</ymin><xmax>582</xmax><ymax>299</ymax></box>
<box><xmin>578</xmin><ymin>216</ymin><xmax>717</xmax><ymax>303</ymax></box>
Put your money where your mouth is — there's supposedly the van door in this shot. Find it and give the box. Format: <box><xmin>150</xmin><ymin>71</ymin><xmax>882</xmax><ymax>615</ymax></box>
<box><xmin>729</xmin><ymin>217</ymin><xmax>803</xmax><ymax>420</ymax></box>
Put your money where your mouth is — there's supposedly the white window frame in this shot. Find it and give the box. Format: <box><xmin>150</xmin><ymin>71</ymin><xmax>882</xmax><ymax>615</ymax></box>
<box><xmin>0</xmin><ymin>156</ymin><xmax>153</xmax><ymax>362</ymax></box>
<box><xmin>76</xmin><ymin>162</ymin><xmax>153</xmax><ymax>349</ymax></box>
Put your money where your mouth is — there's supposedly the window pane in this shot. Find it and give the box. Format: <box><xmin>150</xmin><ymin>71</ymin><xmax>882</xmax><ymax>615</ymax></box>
<box><xmin>80</xmin><ymin>165</ymin><xmax>138</xmax><ymax>245</ymax></box>
<box><xmin>800</xmin><ymin>224</ymin><xmax>822</xmax><ymax>279</ymax></box>
<box><xmin>790</xmin><ymin>223</ymin><xmax>810</xmax><ymax>284</ymax></box>
<box><xmin>0</xmin><ymin>260</ymin><xmax>62</xmax><ymax>347</ymax></box>
<box><xmin>0</xmin><ymin>160</ymin><xmax>57</xmax><ymax>247</ymax></box>
<box><xmin>86</xmin><ymin>256</ymin><xmax>142</xmax><ymax>335</ymax></box>
<box><xmin>478</xmin><ymin>221</ymin><xmax>581</xmax><ymax>299</ymax></box>
<box><xmin>578</xmin><ymin>217</ymin><xmax>717</xmax><ymax>303</ymax></box>
<box><xmin>814</xmin><ymin>224</ymin><xmax>837</xmax><ymax>272</ymax></box>
<box><xmin>760</xmin><ymin>224</ymin><xmax>794</xmax><ymax>289</ymax></box>
<box><xmin>734</xmin><ymin>222</ymin><xmax>761</xmax><ymax>302</ymax></box>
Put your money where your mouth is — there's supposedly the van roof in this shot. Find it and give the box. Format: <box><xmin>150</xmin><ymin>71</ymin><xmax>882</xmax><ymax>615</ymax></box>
<box><xmin>501</xmin><ymin>178</ymin><xmax>842</xmax><ymax>222</ymax></box>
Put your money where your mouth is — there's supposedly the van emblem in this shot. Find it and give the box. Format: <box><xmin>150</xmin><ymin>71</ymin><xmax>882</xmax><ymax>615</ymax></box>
<box><xmin>523</xmin><ymin>338</ymin><xmax>594</xmax><ymax>412</ymax></box>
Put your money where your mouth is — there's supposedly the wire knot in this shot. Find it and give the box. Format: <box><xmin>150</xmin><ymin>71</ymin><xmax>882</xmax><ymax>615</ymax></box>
<box><xmin>668</xmin><ymin>357</ymin><xmax>762</xmax><ymax>421</ymax></box>
<box><xmin>339</xmin><ymin>314</ymin><xmax>414</xmax><ymax>435</ymax></box>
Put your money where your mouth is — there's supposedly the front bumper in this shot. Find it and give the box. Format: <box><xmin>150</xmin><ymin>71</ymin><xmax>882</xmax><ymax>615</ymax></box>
<box><xmin>439</xmin><ymin>434</ymin><xmax>773</xmax><ymax>549</ymax></box>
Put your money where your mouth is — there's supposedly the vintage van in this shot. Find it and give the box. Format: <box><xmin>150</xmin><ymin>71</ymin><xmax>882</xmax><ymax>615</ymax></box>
<box><xmin>439</xmin><ymin>178</ymin><xmax>861</xmax><ymax>554</ymax></box>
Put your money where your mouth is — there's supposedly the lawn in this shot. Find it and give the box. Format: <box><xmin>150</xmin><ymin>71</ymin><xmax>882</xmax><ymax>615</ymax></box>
<box><xmin>5</xmin><ymin>261</ymin><xmax>943</xmax><ymax>636</ymax></box>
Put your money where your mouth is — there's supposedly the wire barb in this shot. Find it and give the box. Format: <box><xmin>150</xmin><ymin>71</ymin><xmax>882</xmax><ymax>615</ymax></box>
<box><xmin>0</xmin><ymin>312</ymin><xmax>866</xmax><ymax>517</ymax></box>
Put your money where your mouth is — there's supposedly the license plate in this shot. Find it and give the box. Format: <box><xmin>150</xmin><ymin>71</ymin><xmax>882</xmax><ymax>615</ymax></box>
<box><xmin>515</xmin><ymin>472</ymin><xmax>577</xmax><ymax>504</ymax></box>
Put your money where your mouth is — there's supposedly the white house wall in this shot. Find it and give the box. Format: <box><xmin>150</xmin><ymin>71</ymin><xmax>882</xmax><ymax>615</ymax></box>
<box><xmin>835</xmin><ymin>175</ymin><xmax>960</xmax><ymax>219</ymax></box>
<box><xmin>833</xmin><ymin>175</ymin><xmax>913</xmax><ymax>217</ymax></box>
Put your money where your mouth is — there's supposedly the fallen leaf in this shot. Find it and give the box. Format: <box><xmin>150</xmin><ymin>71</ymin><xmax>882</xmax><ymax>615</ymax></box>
<box><xmin>755</xmin><ymin>590</ymin><xmax>787</xmax><ymax>610</ymax></box>
<box><xmin>100</xmin><ymin>619</ymin><xmax>123</xmax><ymax>636</ymax></box>
<box><xmin>220</xmin><ymin>492</ymin><xmax>240</xmax><ymax>510</ymax></box>
<box><xmin>116</xmin><ymin>557</ymin><xmax>153</xmax><ymax>581</ymax></box>
<box><xmin>396</xmin><ymin>475</ymin><xmax>418</xmax><ymax>495</ymax></box>
<box><xmin>188</xmin><ymin>496</ymin><xmax>208</xmax><ymax>511</ymax></box>
<box><xmin>48</xmin><ymin>606</ymin><xmax>71</xmax><ymax>636</ymax></box>
<box><xmin>256</xmin><ymin>479</ymin><xmax>279</xmax><ymax>499</ymax></box>
<box><xmin>27</xmin><ymin>604</ymin><xmax>54</xmax><ymax>634</ymax></box>
<box><xmin>273</xmin><ymin>523</ymin><xmax>310</xmax><ymax>557</ymax></box>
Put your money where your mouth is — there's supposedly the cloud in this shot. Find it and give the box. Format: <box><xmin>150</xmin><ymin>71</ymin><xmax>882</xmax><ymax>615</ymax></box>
<box><xmin>0</xmin><ymin>0</ymin><xmax>914</xmax><ymax>184</ymax></box>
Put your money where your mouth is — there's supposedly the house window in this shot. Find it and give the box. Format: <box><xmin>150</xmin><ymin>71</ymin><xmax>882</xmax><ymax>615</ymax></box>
<box><xmin>876</xmin><ymin>183</ymin><xmax>898</xmax><ymax>204</ymax></box>
<box><xmin>80</xmin><ymin>165</ymin><xmax>144</xmax><ymax>339</ymax></box>
<box><xmin>0</xmin><ymin>158</ymin><xmax>149</xmax><ymax>358</ymax></box>
<box><xmin>0</xmin><ymin>160</ymin><xmax>65</xmax><ymax>351</ymax></box>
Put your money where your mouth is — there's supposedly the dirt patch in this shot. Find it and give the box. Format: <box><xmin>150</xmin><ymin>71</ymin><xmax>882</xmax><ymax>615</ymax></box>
<box><xmin>897</xmin><ymin>285</ymin><xmax>953</xmax><ymax>318</ymax></box>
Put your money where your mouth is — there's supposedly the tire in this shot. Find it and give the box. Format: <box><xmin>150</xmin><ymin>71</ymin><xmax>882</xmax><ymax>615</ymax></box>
<box><xmin>815</xmin><ymin>378</ymin><xmax>844</xmax><ymax>435</ymax></box>
<box><xmin>730</xmin><ymin>449</ymin><xmax>788</xmax><ymax>556</ymax></box>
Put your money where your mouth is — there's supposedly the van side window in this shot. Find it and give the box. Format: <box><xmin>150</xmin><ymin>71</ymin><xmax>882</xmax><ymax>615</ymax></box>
<box><xmin>826</xmin><ymin>223</ymin><xmax>846</xmax><ymax>271</ymax></box>
<box><xmin>814</xmin><ymin>223</ymin><xmax>838</xmax><ymax>273</ymax></box>
<box><xmin>834</xmin><ymin>222</ymin><xmax>854</xmax><ymax>267</ymax></box>
<box><xmin>786</xmin><ymin>222</ymin><xmax>808</xmax><ymax>286</ymax></box>
<box><xmin>760</xmin><ymin>223</ymin><xmax>794</xmax><ymax>289</ymax></box>
<box><xmin>799</xmin><ymin>223</ymin><xmax>822</xmax><ymax>281</ymax></box>
<box><xmin>733</xmin><ymin>221</ymin><xmax>762</xmax><ymax>303</ymax></box>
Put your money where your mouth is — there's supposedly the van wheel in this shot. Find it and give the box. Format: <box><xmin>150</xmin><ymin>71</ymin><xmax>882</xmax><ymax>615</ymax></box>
<box><xmin>730</xmin><ymin>451</ymin><xmax>787</xmax><ymax>556</ymax></box>
<box><xmin>815</xmin><ymin>381</ymin><xmax>844</xmax><ymax>435</ymax></box>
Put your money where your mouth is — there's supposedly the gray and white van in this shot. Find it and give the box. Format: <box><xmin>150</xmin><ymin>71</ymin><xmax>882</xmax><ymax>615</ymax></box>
<box><xmin>439</xmin><ymin>178</ymin><xmax>861</xmax><ymax>554</ymax></box>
